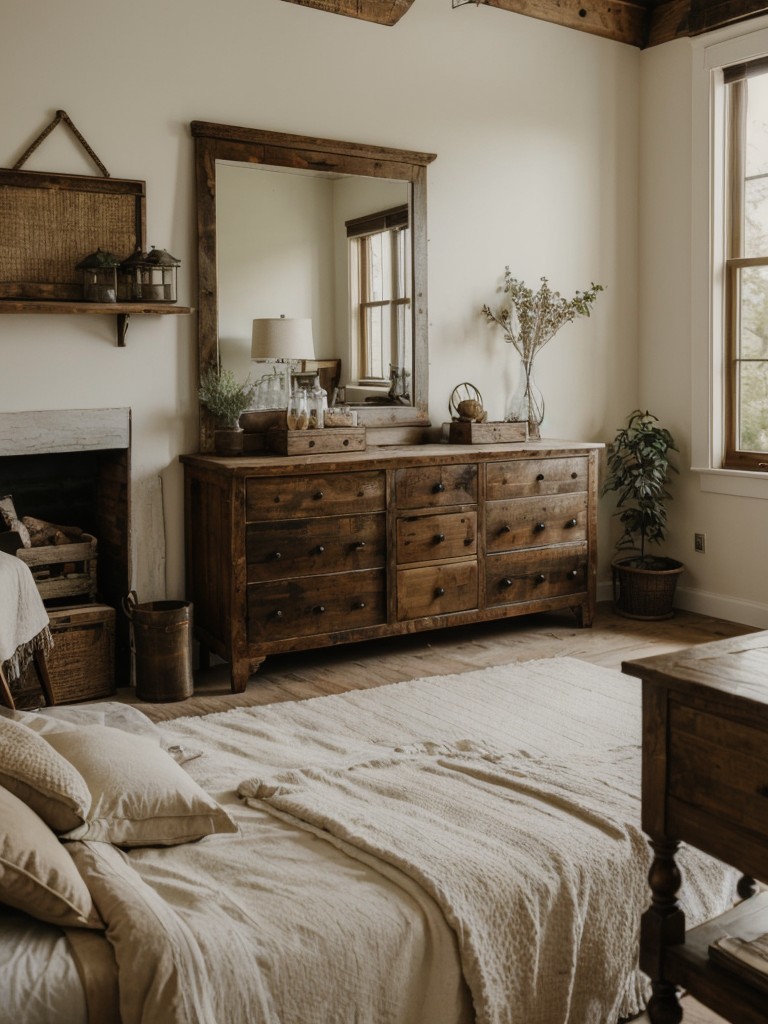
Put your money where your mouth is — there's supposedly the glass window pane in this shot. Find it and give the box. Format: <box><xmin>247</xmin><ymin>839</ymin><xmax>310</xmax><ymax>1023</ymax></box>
<box><xmin>743</xmin><ymin>74</ymin><xmax>768</xmax><ymax>257</ymax></box>
<box><xmin>737</xmin><ymin>359</ymin><xmax>768</xmax><ymax>450</ymax></box>
<box><xmin>738</xmin><ymin>265</ymin><xmax>768</xmax><ymax>358</ymax></box>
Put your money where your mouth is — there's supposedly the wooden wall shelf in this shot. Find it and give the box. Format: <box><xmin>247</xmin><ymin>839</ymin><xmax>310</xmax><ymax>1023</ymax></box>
<box><xmin>0</xmin><ymin>300</ymin><xmax>193</xmax><ymax>346</ymax></box>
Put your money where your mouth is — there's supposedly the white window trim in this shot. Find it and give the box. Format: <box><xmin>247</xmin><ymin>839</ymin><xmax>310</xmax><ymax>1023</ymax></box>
<box><xmin>691</xmin><ymin>19</ymin><xmax>768</xmax><ymax>498</ymax></box>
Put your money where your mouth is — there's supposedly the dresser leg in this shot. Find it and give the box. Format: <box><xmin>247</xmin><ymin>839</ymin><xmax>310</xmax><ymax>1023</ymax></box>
<box><xmin>230</xmin><ymin>658</ymin><xmax>264</xmax><ymax>693</ymax></box>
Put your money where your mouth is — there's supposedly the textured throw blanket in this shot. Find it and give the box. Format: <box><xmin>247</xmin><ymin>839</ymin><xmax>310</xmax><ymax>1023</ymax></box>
<box><xmin>0</xmin><ymin>551</ymin><xmax>51</xmax><ymax>681</ymax></box>
<box><xmin>61</xmin><ymin>658</ymin><xmax>738</xmax><ymax>1024</ymax></box>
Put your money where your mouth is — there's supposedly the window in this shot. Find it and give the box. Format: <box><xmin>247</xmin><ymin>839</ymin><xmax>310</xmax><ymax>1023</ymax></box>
<box><xmin>347</xmin><ymin>205</ymin><xmax>410</xmax><ymax>386</ymax></box>
<box><xmin>724</xmin><ymin>59</ymin><xmax>768</xmax><ymax>471</ymax></box>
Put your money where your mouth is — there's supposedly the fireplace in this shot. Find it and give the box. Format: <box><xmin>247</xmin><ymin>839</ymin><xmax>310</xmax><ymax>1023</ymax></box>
<box><xmin>0</xmin><ymin>408</ymin><xmax>132</xmax><ymax>686</ymax></box>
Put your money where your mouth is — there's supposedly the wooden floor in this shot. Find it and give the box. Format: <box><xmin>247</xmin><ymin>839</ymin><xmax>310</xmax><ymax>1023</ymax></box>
<box><xmin>124</xmin><ymin>601</ymin><xmax>751</xmax><ymax>1024</ymax></box>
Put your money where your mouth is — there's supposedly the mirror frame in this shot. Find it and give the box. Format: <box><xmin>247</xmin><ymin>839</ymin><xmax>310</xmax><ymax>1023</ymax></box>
<box><xmin>191</xmin><ymin>120</ymin><xmax>436</xmax><ymax>451</ymax></box>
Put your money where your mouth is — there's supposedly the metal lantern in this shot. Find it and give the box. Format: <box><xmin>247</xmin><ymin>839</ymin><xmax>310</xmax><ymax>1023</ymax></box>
<box><xmin>76</xmin><ymin>248</ymin><xmax>120</xmax><ymax>303</ymax></box>
<box><xmin>117</xmin><ymin>246</ymin><xmax>150</xmax><ymax>302</ymax></box>
<box><xmin>142</xmin><ymin>246</ymin><xmax>180</xmax><ymax>303</ymax></box>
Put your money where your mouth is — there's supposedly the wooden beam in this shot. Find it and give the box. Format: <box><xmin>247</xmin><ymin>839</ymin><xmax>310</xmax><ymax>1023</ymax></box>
<box><xmin>279</xmin><ymin>0</ymin><xmax>415</xmax><ymax>25</ymax></box>
<box><xmin>646</xmin><ymin>0</ymin><xmax>690</xmax><ymax>46</ymax></box>
<box><xmin>689</xmin><ymin>0</ymin><xmax>768</xmax><ymax>35</ymax></box>
<box><xmin>459</xmin><ymin>0</ymin><xmax>649</xmax><ymax>47</ymax></box>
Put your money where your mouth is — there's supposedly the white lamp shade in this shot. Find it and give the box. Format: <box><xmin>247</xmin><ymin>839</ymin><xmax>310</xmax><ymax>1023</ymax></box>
<box><xmin>251</xmin><ymin>317</ymin><xmax>315</xmax><ymax>361</ymax></box>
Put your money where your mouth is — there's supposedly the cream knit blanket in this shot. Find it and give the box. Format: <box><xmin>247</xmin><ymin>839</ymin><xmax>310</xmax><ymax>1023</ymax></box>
<box><xmin>0</xmin><ymin>551</ymin><xmax>51</xmax><ymax>681</ymax></box>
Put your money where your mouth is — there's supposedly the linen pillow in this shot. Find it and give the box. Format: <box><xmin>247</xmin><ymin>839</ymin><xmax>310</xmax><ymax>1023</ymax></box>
<box><xmin>0</xmin><ymin>784</ymin><xmax>102</xmax><ymax>929</ymax></box>
<box><xmin>0</xmin><ymin>718</ymin><xmax>91</xmax><ymax>833</ymax></box>
<box><xmin>43</xmin><ymin>724</ymin><xmax>238</xmax><ymax>847</ymax></box>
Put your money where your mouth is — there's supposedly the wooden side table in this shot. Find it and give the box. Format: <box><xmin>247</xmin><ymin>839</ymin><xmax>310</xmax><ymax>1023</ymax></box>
<box><xmin>623</xmin><ymin>631</ymin><xmax>768</xmax><ymax>1024</ymax></box>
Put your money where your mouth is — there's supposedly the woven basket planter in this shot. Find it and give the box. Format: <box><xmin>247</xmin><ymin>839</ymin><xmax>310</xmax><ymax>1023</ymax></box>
<box><xmin>611</xmin><ymin>557</ymin><xmax>684</xmax><ymax>621</ymax></box>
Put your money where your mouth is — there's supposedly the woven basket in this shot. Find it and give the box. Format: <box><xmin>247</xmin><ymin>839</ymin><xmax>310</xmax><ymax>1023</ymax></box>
<box><xmin>611</xmin><ymin>558</ymin><xmax>684</xmax><ymax>621</ymax></box>
<box><xmin>46</xmin><ymin>604</ymin><xmax>115</xmax><ymax>703</ymax></box>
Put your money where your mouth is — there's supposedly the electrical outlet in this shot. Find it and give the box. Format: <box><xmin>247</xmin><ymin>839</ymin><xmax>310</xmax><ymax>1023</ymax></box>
<box><xmin>694</xmin><ymin>533</ymin><xmax>706</xmax><ymax>553</ymax></box>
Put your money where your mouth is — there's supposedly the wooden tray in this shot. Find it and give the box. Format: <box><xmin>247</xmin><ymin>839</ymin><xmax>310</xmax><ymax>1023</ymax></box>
<box><xmin>448</xmin><ymin>420</ymin><xmax>528</xmax><ymax>444</ymax></box>
<box><xmin>268</xmin><ymin>426</ymin><xmax>367</xmax><ymax>455</ymax></box>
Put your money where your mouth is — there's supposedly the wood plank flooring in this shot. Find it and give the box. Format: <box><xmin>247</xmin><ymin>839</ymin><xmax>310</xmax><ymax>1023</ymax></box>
<box><xmin>125</xmin><ymin>601</ymin><xmax>750</xmax><ymax>1024</ymax></box>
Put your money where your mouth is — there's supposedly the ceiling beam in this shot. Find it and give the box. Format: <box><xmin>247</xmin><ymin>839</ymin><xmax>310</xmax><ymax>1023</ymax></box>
<box><xmin>454</xmin><ymin>0</ymin><xmax>649</xmax><ymax>46</ymax></box>
<box><xmin>279</xmin><ymin>0</ymin><xmax>415</xmax><ymax>25</ymax></box>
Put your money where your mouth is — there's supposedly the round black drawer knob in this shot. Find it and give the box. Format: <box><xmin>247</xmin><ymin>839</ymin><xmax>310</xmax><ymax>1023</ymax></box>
<box><xmin>568</xmin><ymin>569</ymin><xmax>579</xmax><ymax>579</ymax></box>
<box><xmin>534</xmin><ymin>522</ymin><xmax>546</xmax><ymax>532</ymax></box>
<box><xmin>272</xmin><ymin>551</ymin><xmax>282</xmax><ymax>560</ymax></box>
<box><xmin>536</xmin><ymin>473</ymin><xmax>545</xmax><ymax>481</ymax></box>
<box><xmin>354</xmin><ymin>600</ymin><xmax>366</xmax><ymax>610</ymax></box>
<box><xmin>314</xmin><ymin>491</ymin><xmax>324</xmax><ymax>500</ymax></box>
<box><xmin>565</xmin><ymin>518</ymin><xmax>578</xmax><ymax>528</ymax></box>
<box><xmin>534</xmin><ymin>573</ymin><xmax>546</xmax><ymax>584</ymax></box>
<box><xmin>434</xmin><ymin>586</ymin><xmax>445</xmax><ymax>597</ymax></box>
<box><xmin>314</xmin><ymin>605</ymin><xmax>326</xmax><ymax>614</ymax></box>
<box><xmin>501</xmin><ymin>577</ymin><xmax>513</xmax><ymax>588</ymax></box>
<box><xmin>434</xmin><ymin>533</ymin><xmax>445</xmax><ymax>544</ymax></box>
<box><xmin>355</xmin><ymin>541</ymin><xmax>366</xmax><ymax>550</ymax></box>
<box><xmin>315</xmin><ymin>545</ymin><xmax>325</xmax><ymax>555</ymax></box>
<box><xmin>499</xmin><ymin>524</ymin><xmax>511</xmax><ymax>534</ymax></box>
<box><xmin>274</xmin><ymin>610</ymin><xmax>283</xmax><ymax>619</ymax></box>
<box><xmin>433</xmin><ymin>482</ymin><xmax>445</xmax><ymax>493</ymax></box>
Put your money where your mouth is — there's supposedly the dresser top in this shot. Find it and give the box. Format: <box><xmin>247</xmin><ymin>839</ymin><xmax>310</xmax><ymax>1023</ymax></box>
<box><xmin>181</xmin><ymin>439</ymin><xmax>603</xmax><ymax>476</ymax></box>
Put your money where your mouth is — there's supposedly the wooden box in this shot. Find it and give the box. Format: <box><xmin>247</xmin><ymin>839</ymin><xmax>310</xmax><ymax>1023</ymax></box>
<box><xmin>268</xmin><ymin>426</ymin><xmax>367</xmax><ymax>455</ymax></box>
<box><xmin>17</xmin><ymin>534</ymin><xmax>98</xmax><ymax>603</ymax></box>
<box><xmin>448</xmin><ymin>420</ymin><xmax>528</xmax><ymax>445</ymax></box>
<box><xmin>46</xmin><ymin>603</ymin><xmax>115</xmax><ymax>704</ymax></box>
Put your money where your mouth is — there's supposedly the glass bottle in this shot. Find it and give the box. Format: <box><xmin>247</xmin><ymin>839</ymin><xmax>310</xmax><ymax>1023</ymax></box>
<box><xmin>309</xmin><ymin>375</ymin><xmax>328</xmax><ymax>429</ymax></box>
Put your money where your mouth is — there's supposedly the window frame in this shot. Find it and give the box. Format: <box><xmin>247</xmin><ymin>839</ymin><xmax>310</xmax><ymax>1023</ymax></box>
<box><xmin>347</xmin><ymin>205</ymin><xmax>410</xmax><ymax>385</ymax></box>
<box><xmin>722</xmin><ymin>58</ymin><xmax>768</xmax><ymax>471</ymax></box>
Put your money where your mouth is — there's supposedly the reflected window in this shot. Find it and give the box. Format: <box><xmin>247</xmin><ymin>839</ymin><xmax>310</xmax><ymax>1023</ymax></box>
<box><xmin>724</xmin><ymin>61</ymin><xmax>768</xmax><ymax>469</ymax></box>
<box><xmin>347</xmin><ymin>205</ymin><xmax>410</xmax><ymax>385</ymax></box>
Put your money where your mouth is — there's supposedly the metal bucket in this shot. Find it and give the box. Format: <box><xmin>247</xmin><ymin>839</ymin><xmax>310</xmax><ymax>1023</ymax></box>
<box><xmin>123</xmin><ymin>591</ymin><xmax>193</xmax><ymax>702</ymax></box>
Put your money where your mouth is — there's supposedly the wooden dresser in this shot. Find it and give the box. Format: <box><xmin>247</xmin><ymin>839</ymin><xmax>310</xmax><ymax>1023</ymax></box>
<box><xmin>181</xmin><ymin>441</ymin><xmax>600</xmax><ymax>692</ymax></box>
<box><xmin>623</xmin><ymin>632</ymin><xmax>768</xmax><ymax>1024</ymax></box>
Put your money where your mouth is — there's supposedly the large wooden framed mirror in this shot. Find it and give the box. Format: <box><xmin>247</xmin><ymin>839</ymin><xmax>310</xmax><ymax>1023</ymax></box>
<box><xmin>191</xmin><ymin>120</ymin><xmax>436</xmax><ymax>451</ymax></box>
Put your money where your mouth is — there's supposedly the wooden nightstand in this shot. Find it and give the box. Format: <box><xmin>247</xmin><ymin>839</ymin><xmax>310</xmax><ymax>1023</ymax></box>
<box><xmin>623</xmin><ymin>631</ymin><xmax>768</xmax><ymax>1024</ymax></box>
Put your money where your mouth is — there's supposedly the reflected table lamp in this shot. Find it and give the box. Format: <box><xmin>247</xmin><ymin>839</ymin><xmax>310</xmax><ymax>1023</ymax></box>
<box><xmin>251</xmin><ymin>316</ymin><xmax>315</xmax><ymax>409</ymax></box>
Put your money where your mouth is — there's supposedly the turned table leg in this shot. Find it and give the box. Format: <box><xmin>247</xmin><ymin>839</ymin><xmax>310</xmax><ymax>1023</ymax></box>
<box><xmin>641</xmin><ymin>837</ymin><xmax>685</xmax><ymax>1024</ymax></box>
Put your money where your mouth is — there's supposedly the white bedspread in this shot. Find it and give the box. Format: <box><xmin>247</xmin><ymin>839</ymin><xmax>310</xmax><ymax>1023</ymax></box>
<box><xmin>61</xmin><ymin>657</ymin><xmax>737</xmax><ymax>1024</ymax></box>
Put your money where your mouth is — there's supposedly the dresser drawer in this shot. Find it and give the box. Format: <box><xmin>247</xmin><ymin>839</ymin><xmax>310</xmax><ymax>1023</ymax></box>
<box><xmin>486</xmin><ymin>544</ymin><xmax>588</xmax><ymax>606</ymax></box>
<box><xmin>486</xmin><ymin>457</ymin><xmax>588</xmax><ymax>500</ymax></box>
<box><xmin>668</xmin><ymin>702</ymin><xmax>768</xmax><ymax>844</ymax></box>
<box><xmin>396</xmin><ymin>560</ymin><xmax>478</xmax><ymax>620</ymax></box>
<box><xmin>396</xmin><ymin>511</ymin><xmax>477</xmax><ymax>565</ymax></box>
<box><xmin>394</xmin><ymin>463</ymin><xmax>477</xmax><ymax>509</ymax></box>
<box><xmin>247</xmin><ymin>569</ymin><xmax>386</xmax><ymax>642</ymax></box>
<box><xmin>247</xmin><ymin>513</ymin><xmax>385</xmax><ymax>582</ymax></box>
<box><xmin>246</xmin><ymin>471</ymin><xmax>385</xmax><ymax>521</ymax></box>
<box><xmin>486</xmin><ymin>494</ymin><xmax>587</xmax><ymax>552</ymax></box>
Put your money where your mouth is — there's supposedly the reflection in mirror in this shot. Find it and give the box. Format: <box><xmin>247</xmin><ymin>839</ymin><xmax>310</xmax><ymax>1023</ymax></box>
<box><xmin>192</xmin><ymin>121</ymin><xmax>436</xmax><ymax>450</ymax></box>
<box><xmin>217</xmin><ymin>163</ymin><xmax>410</xmax><ymax>405</ymax></box>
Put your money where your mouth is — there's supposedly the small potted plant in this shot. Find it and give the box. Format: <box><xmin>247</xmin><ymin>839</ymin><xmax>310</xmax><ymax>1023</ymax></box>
<box><xmin>601</xmin><ymin>409</ymin><xmax>684</xmax><ymax>619</ymax></box>
<box><xmin>198</xmin><ymin>364</ymin><xmax>254</xmax><ymax>455</ymax></box>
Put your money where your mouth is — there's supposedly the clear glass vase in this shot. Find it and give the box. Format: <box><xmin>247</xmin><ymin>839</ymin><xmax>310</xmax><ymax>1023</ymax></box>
<box><xmin>505</xmin><ymin>356</ymin><xmax>544</xmax><ymax>439</ymax></box>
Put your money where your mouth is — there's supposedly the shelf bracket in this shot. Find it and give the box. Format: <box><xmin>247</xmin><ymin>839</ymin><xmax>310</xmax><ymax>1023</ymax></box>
<box><xmin>117</xmin><ymin>313</ymin><xmax>130</xmax><ymax>347</ymax></box>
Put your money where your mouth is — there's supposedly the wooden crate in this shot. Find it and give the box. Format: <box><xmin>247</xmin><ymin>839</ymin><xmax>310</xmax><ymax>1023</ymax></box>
<box><xmin>17</xmin><ymin>534</ymin><xmax>98</xmax><ymax>603</ymax></box>
<box><xmin>46</xmin><ymin>604</ymin><xmax>115</xmax><ymax>704</ymax></box>
<box><xmin>268</xmin><ymin>426</ymin><xmax>367</xmax><ymax>455</ymax></box>
<box><xmin>448</xmin><ymin>420</ymin><xmax>528</xmax><ymax>444</ymax></box>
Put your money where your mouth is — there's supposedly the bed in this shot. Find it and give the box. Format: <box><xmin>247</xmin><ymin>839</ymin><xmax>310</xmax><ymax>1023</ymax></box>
<box><xmin>0</xmin><ymin>656</ymin><xmax>738</xmax><ymax>1024</ymax></box>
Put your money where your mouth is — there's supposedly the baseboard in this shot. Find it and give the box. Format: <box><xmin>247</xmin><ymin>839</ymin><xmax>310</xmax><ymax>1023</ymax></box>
<box><xmin>597</xmin><ymin>579</ymin><xmax>768</xmax><ymax>629</ymax></box>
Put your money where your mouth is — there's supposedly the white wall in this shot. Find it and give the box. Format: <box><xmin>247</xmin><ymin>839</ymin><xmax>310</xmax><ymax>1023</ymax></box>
<box><xmin>639</xmin><ymin>25</ymin><xmax>768</xmax><ymax>627</ymax></box>
<box><xmin>0</xmin><ymin>0</ymin><xmax>638</xmax><ymax>603</ymax></box>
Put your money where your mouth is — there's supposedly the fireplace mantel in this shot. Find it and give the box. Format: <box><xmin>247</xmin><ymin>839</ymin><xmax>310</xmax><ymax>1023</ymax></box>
<box><xmin>0</xmin><ymin>407</ymin><xmax>130</xmax><ymax>457</ymax></box>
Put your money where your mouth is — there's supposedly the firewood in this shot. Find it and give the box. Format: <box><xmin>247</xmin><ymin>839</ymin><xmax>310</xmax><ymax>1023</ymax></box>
<box><xmin>22</xmin><ymin>516</ymin><xmax>83</xmax><ymax>547</ymax></box>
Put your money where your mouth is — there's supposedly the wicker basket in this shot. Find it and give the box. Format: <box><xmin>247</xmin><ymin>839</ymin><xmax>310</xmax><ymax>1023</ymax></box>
<box><xmin>611</xmin><ymin>558</ymin><xmax>684</xmax><ymax>620</ymax></box>
<box><xmin>17</xmin><ymin>534</ymin><xmax>98</xmax><ymax>603</ymax></box>
<box><xmin>45</xmin><ymin>604</ymin><xmax>115</xmax><ymax>703</ymax></box>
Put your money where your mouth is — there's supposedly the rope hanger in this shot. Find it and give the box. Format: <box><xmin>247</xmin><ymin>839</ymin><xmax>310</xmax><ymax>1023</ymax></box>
<box><xmin>12</xmin><ymin>110</ymin><xmax>110</xmax><ymax>178</ymax></box>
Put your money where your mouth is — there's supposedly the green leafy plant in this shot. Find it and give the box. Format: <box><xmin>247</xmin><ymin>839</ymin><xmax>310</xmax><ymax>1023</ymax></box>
<box><xmin>198</xmin><ymin>365</ymin><xmax>254</xmax><ymax>428</ymax></box>
<box><xmin>601</xmin><ymin>409</ymin><xmax>679</xmax><ymax>568</ymax></box>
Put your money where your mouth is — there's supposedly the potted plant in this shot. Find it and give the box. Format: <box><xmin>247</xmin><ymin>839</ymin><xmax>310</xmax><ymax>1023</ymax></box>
<box><xmin>601</xmin><ymin>409</ymin><xmax>684</xmax><ymax>620</ymax></box>
<box><xmin>198</xmin><ymin>364</ymin><xmax>254</xmax><ymax>455</ymax></box>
